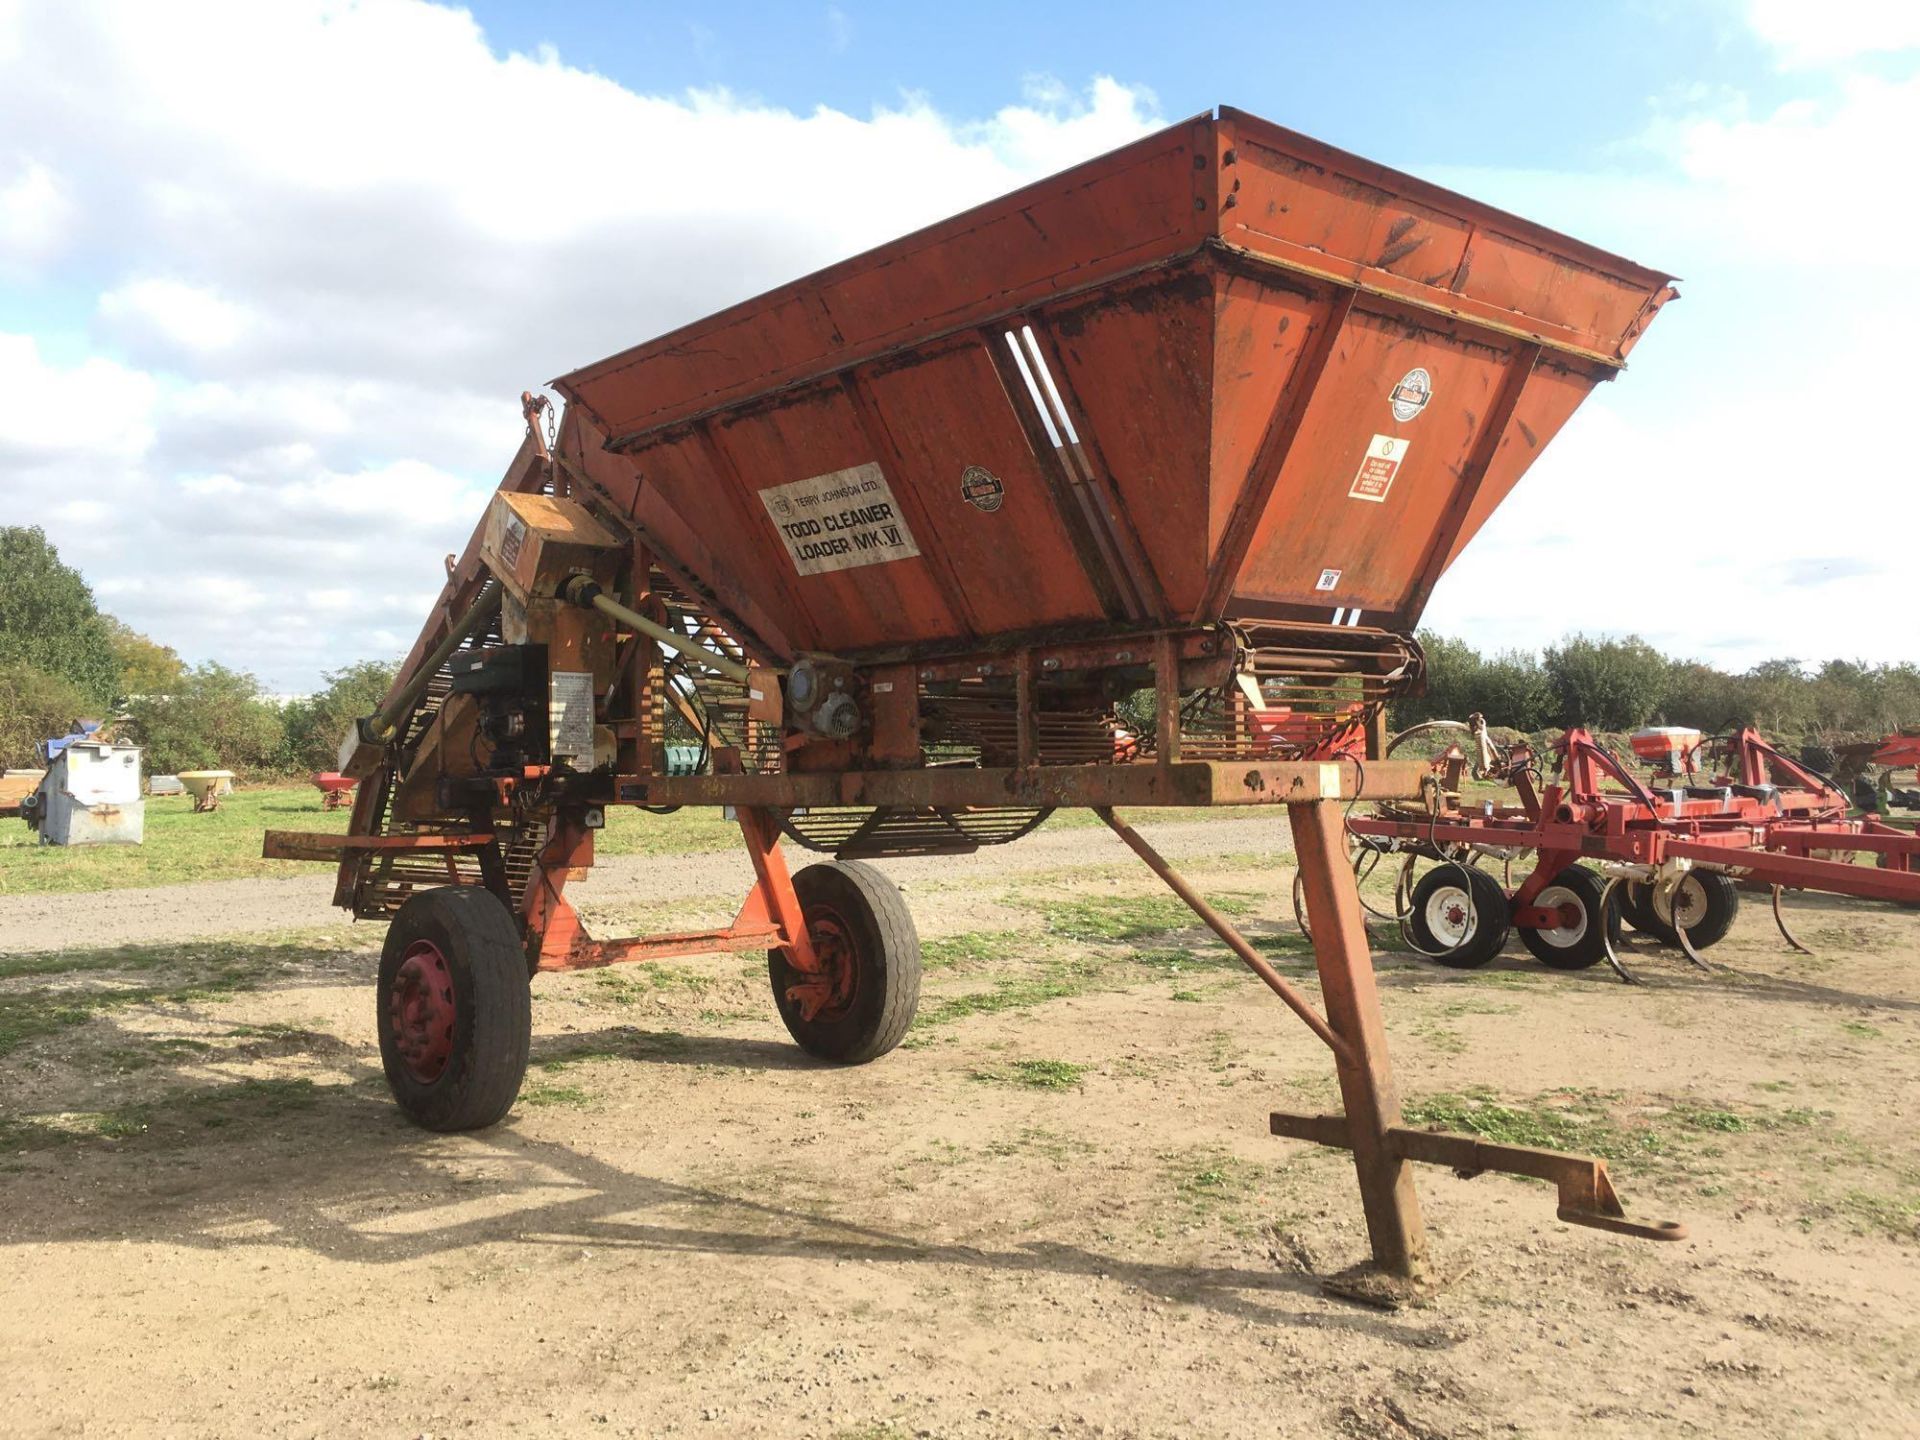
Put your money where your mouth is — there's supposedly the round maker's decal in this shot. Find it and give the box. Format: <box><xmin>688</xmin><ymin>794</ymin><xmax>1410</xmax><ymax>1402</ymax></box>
<box><xmin>1389</xmin><ymin>366</ymin><xmax>1433</xmax><ymax>423</ymax></box>
<box><xmin>960</xmin><ymin>464</ymin><xmax>1005</xmax><ymax>513</ymax></box>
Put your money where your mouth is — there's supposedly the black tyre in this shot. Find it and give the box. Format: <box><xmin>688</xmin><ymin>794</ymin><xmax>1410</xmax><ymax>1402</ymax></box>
<box><xmin>770</xmin><ymin>861</ymin><xmax>921</xmax><ymax>1062</ymax></box>
<box><xmin>1639</xmin><ymin>872</ymin><xmax>1741</xmax><ymax>949</ymax></box>
<box><xmin>378</xmin><ymin>885</ymin><xmax>532</xmax><ymax>1131</ymax></box>
<box><xmin>1405</xmin><ymin>864</ymin><xmax>1510</xmax><ymax>969</ymax></box>
<box><xmin>1518</xmin><ymin>866</ymin><xmax>1621</xmax><ymax>971</ymax></box>
<box><xmin>1620</xmin><ymin>880</ymin><xmax>1662</xmax><ymax>934</ymax></box>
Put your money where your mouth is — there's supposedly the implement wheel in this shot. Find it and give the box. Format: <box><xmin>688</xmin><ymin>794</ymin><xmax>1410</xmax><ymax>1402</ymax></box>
<box><xmin>378</xmin><ymin>886</ymin><xmax>531</xmax><ymax>1131</ymax></box>
<box><xmin>1620</xmin><ymin>881</ymin><xmax>1662</xmax><ymax>934</ymax></box>
<box><xmin>1405</xmin><ymin>864</ymin><xmax>1510</xmax><ymax>968</ymax></box>
<box><xmin>770</xmin><ymin>861</ymin><xmax>921</xmax><ymax>1063</ymax></box>
<box><xmin>1519</xmin><ymin>866</ymin><xmax>1622</xmax><ymax>971</ymax></box>
<box><xmin>1631</xmin><ymin>873</ymin><xmax>1740</xmax><ymax>950</ymax></box>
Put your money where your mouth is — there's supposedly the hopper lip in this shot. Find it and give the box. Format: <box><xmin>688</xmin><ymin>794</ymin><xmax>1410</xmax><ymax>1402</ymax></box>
<box><xmin>554</xmin><ymin>103</ymin><xmax>1678</xmax><ymax>418</ymax></box>
<box><xmin>1215</xmin><ymin>106</ymin><xmax>1676</xmax><ymax>292</ymax></box>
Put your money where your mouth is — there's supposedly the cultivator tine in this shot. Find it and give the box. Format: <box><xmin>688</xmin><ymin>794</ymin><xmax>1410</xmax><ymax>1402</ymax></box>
<box><xmin>1772</xmin><ymin>885</ymin><xmax>1815</xmax><ymax>955</ymax></box>
<box><xmin>1596</xmin><ymin>878</ymin><xmax>1642</xmax><ymax>985</ymax></box>
<box><xmin>1673</xmin><ymin>911</ymin><xmax>1713</xmax><ymax>971</ymax></box>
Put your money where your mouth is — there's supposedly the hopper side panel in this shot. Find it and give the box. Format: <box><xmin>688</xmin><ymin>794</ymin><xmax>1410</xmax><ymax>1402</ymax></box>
<box><xmin>855</xmin><ymin>345</ymin><xmax>1110</xmax><ymax>635</ymax></box>
<box><xmin>819</xmin><ymin>137</ymin><xmax>1200</xmax><ymax>353</ymax></box>
<box><xmin>712</xmin><ymin>391</ymin><xmax>968</xmax><ymax>651</ymax></box>
<box><xmin>1231</xmin><ymin>310</ymin><xmax>1516</xmax><ymax>615</ymax></box>
<box><xmin>586</xmin><ymin>429</ymin><xmax>816</xmax><ymax>658</ymax></box>
<box><xmin>1436</xmin><ymin>360</ymin><xmax>1599</xmax><ymax>573</ymax></box>
<box><xmin>1205</xmin><ymin>272</ymin><xmax>1327</xmax><ymax>557</ymax></box>
<box><xmin>1041</xmin><ymin>269</ymin><xmax>1217</xmax><ymax>617</ymax></box>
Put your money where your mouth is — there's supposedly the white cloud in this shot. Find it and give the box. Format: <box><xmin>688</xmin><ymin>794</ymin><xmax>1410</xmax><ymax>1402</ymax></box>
<box><xmin>1745</xmin><ymin>0</ymin><xmax>1920</xmax><ymax>67</ymax></box>
<box><xmin>0</xmin><ymin>158</ymin><xmax>70</xmax><ymax>269</ymax></box>
<box><xmin>0</xmin><ymin>0</ymin><xmax>1158</xmax><ymax>689</ymax></box>
<box><xmin>1416</xmin><ymin>26</ymin><xmax>1920</xmax><ymax>671</ymax></box>
<box><xmin>98</xmin><ymin>278</ymin><xmax>256</xmax><ymax>358</ymax></box>
<box><xmin>0</xmin><ymin>333</ymin><xmax>157</xmax><ymax>462</ymax></box>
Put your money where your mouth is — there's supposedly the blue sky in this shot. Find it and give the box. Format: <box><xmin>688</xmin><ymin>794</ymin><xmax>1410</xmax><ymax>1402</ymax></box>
<box><xmin>461</xmin><ymin>1</ymin><xmax>1782</xmax><ymax>171</ymax></box>
<box><xmin>1</xmin><ymin>1</ymin><xmax>1915</xmax><ymax>691</ymax></box>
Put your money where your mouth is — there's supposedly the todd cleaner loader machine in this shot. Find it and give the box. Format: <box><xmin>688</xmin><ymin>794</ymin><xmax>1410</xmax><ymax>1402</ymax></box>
<box><xmin>268</xmin><ymin>108</ymin><xmax>1683</xmax><ymax>1297</ymax></box>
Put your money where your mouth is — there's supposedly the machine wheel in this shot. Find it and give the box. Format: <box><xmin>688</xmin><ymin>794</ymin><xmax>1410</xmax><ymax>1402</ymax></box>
<box><xmin>1636</xmin><ymin>872</ymin><xmax>1741</xmax><ymax>949</ymax></box>
<box><xmin>1619</xmin><ymin>881</ymin><xmax>1662</xmax><ymax>934</ymax></box>
<box><xmin>770</xmin><ymin>861</ymin><xmax>921</xmax><ymax>1063</ymax></box>
<box><xmin>1518</xmin><ymin>867</ymin><xmax>1621</xmax><ymax>971</ymax></box>
<box><xmin>378</xmin><ymin>886</ymin><xmax>531</xmax><ymax>1132</ymax></box>
<box><xmin>1405</xmin><ymin>865</ymin><xmax>1510</xmax><ymax>969</ymax></box>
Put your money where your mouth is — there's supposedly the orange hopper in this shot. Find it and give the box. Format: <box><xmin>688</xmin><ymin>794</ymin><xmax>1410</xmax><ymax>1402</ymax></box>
<box><xmin>551</xmin><ymin>107</ymin><xmax>1674</xmax><ymax>664</ymax></box>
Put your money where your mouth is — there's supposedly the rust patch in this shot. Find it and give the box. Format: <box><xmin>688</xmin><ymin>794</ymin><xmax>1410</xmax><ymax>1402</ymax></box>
<box><xmin>1516</xmin><ymin>420</ymin><xmax>1539</xmax><ymax>449</ymax></box>
<box><xmin>1374</xmin><ymin>232</ymin><xmax>1429</xmax><ymax>270</ymax></box>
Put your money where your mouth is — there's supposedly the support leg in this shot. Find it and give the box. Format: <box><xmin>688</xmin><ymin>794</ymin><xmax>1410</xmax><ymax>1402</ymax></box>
<box><xmin>1288</xmin><ymin>799</ymin><xmax>1431</xmax><ymax>1295</ymax></box>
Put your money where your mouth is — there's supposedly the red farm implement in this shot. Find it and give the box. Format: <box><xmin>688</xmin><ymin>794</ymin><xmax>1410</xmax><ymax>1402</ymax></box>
<box><xmin>265</xmin><ymin>108</ymin><xmax>1685</xmax><ymax>1299</ymax></box>
<box><xmin>1344</xmin><ymin>720</ymin><xmax>1920</xmax><ymax>981</ymax></box>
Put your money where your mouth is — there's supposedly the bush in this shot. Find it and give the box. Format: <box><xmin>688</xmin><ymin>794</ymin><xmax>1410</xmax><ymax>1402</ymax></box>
<box><xmin>280</xmin><ymin>659</ymin><xmax>399</xmax><ymax>774</ymax></box>
<box><xmin>1543</xmin><ymin>634</ymin><xmax>1669</xmax><ymax>730</ymax></box>
<box><xmin>124</xmin><ymin>663</ymin><xmax>286</xmax><ymax>777</ymax></box>
<box><xmin>1392</xmin><ymin>634</ymin><xmax>1916</xmax><ymax>752</ymax></box>
<box><xmin>1396</xmin><ymin>634</ymin><xmax>1553</xmax><ymax>732</ymax></box>
<box><xmin>0</xmin><ymin>663</ymin><xmax>99</xmax><ymax>769</ymax></box>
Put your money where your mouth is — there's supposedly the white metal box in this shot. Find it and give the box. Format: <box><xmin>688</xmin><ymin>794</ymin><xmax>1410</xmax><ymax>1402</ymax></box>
<box><xmin>27</xmin><ymin>741</ymin><xmax>145</xmax><ymax>846</ymax></box>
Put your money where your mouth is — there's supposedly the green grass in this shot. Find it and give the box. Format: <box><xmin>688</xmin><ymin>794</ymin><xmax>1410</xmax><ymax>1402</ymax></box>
<box><xmin>968</xmin><ymin>1058</ymin><xmax>1088</xmax><ymax>1090</ymax></box>
<box><xmin>0</xmin><ymin>785</ymin><xmax>355</xmax><ymax>894</ymax></box>
<box><xmin>921</xmin><ymin>930</ymin><xmax>1021</xmax><ymax>971</ymax></box>
<box><xmin>1832</xmin><ymin>1188</ymin><xmax>1920</xmax><ymax>1241</ymax></box>
<box><xmin>521</xmin><ymin>1083</ymin><xmax>593</xmax><ymax>1108</ymax></box>
<box><xmin>0</xmin><ymin>931</ymin><xmax>359</xmax><ymax>1057</ymax></box>
<box><xmin>1</xmin><ymin>1077</ymin><xmax>325</xmax><ymax>1151</ymax></box>
<box><xmin>0</xmin><ymin>787</ymin><xmax>1267</xmax><ymax>898</ymax></box>
<box><xmin>1403</xmin><ymin>1087</ymin><xmax>1672</xmax><ymax>1164</ymax></box>
<box><xmin>912</xmin><ymin>970</ymin><xmax>1088</xmax><ymax>1030</ymax></box>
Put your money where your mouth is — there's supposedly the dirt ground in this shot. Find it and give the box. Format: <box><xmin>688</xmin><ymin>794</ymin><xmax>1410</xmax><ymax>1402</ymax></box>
<box><xmin>3</xmin><ymin>814</ymin><xmax>1918</xmax><ymax>1438</ymax></box>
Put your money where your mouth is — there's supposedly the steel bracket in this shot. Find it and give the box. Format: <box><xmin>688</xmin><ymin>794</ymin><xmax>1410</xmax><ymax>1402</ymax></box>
<box><xmin>1269</xmin><ymin>1111</ymin><xmax>1686</xmax><ymax>1243</ymax></box>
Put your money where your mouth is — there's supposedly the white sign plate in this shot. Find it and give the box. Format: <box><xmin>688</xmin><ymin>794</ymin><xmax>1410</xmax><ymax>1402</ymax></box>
<box><xmin>1348</xmin><ymin>434</ymin><xmax>1410</xmax><ymax>503</ymax></box>
<box><xmin>759</xmin><ymin>462</ymin><xmax>921</xmax><ymax>576</ymax></box>
<box><xmin>548</xmin><ymin>670</ymin><xmax>596</xmax><ymax>764</ymax></box>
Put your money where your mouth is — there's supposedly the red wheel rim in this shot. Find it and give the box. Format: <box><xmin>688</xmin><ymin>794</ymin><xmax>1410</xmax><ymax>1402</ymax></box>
<box><xmin>796</xmin><ymin>905</ymin><xmax>859</xmax><ymax>1023</ymax></box>
<box><xmin>390</xmin><ymin>939</ymin><xmax>456</xmax><ymax>1084</ymax></box>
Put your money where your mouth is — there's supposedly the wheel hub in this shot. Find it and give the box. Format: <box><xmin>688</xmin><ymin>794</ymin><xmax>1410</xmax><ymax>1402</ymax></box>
<box><xmin>390</xmin><ymin>939</ymin><xmax>456</xmax><ymax>1084</ymax></box>
<box><xmin>785</xmin><ymin>909</ymin><xmax>858</xmax><ymax>1023</ymax></box>
<box><xmin>1425</xmin><ymin>885</ymin><xmax>1475</xmax><ymax>946</ymax></box>
<box><xmin>1531</xmin><ymin>885</ymin><xmax>1588</xmax><ymax>946</ymax></box>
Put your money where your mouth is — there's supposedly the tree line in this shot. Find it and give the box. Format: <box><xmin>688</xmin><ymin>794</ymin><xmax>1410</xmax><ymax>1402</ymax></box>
<box><xmin>1391</xmin><ymin>632</ymin><xmax>1920</xmax><ymax>750</ymax></box>
<box><xmin>0</xmin><ymin>526</ymin><xmax>396</xmax><ymax>776</ymax></box>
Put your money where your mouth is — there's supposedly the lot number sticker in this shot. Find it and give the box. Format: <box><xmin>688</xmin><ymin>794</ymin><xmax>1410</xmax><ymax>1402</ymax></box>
<box><xmin>759</xmin><ymin>462</ymin><xmax>921</xmax><ymax>576</ymax></box>
<box><xmin>1348</xmin><ymin>434</ymin><xmax>1410</xmax><ymax>503</ymax></box>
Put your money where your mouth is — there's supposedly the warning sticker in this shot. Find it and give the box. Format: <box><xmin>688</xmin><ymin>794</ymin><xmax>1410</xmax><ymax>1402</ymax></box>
<box><xmin>759</xmin><ymin>462</ymin><xmax>921</xmax><ymax>576</ymax></box>
<box><xmin>1348</xmin><ymin>434</ymin><xmax>1410</xmax><ymax>503</ymax></box>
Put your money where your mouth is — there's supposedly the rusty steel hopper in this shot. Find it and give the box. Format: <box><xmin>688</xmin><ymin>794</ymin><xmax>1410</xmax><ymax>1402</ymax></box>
<box><xmin>270</xmin><ymin>105</ymin><xmax>1692</xmax><ymax>1295</ymax></box>
<box><xmin>553</xmin><ymin>106</ymin><xmax>1674</xmax><ymax>663</ymax></box>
